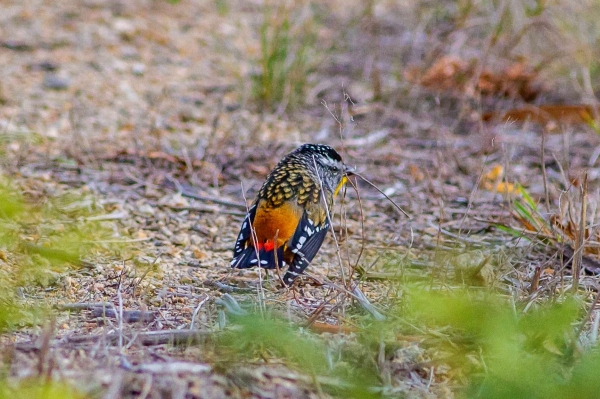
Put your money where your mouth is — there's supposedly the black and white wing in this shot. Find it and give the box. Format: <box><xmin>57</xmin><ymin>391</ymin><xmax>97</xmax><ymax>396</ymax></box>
<box><xmin>282</xmin><ymin>212</ymin><xmax>330</xmax><ymax>285</ymax></box>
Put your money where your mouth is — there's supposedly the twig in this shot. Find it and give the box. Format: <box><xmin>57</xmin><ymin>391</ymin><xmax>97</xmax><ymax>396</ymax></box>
<box><xmin>190</xmin><ymin>295</ymin><xmax>210</xmax><ymax>330</ymax></box>
<box><xmin>202</xmin><ymin>280</ymin><xmax>254</xmax><ymax>293</ymax></box>
<box><xmin>457</xmin><ymin>154</ymin><xmax>489</xmax><ymax>238</ymax></box>
<box><xmin>240</xmin><ymin>181</ymin><xmax>266</xmax><ymax>313</ymax></box>
<box><xmin>541</xmin><ymin>127</ymin><xmax>551</xmax><ymax>211</ymax></box>
<box><xmin>117</xmin><ymin>281</ymin><xmax>124</xmax><ymax>356</ymax></box>
<box><xmin>347</xmin><ymin>177</ymin><xmax>367</xmax><ymax>284</ymax></box>
<box><xmin>567</xmin><ymin>289</ymin><xmax>600</xmax><ymax>361</ymax></box>
<box><xmin>351</xmin><ymin>285</ymin><xmax>386</xmax><ymax>321</ymax></box>
<box><xmin>163</xmin><ymin>178</ymin><xmax>247</xmax><ymax>210</ymax></box>
<box><xmin>166</xmin><ymin>205</ymin><xmax>246</xmax><ymax>217</ymax></box>
<box><xmin>134</xmin><ymin>362</ymin><xmax>211</xmax><ymax>374</ymax></box>
<box><xmin>56</xmin><ymin>302</ymin><xmax>113</xmax><ymax>311</ymax></box>
<box><xmin>215</xmin><ymin>294</ymin><xmax>247</xmax><ymax>316</ymax></box>
<box><xmin>350</xmin><ymin>172</ymin><xmax>410</xmax><ymax>218</ymax></box>
<box><xmin>573</xmin><ymin>173</ymin><xmax>588</xmax><ymax>292</ymax></box>
<box><xmin>312</xmin><ymin>154</ymin><xmax>346</xmax><ymax>286</ymax></box>
<box><xmin>15</xmin><ymin>330</ymin><xmax>216</xmax><ymax>350</ymax></box>
<box><xmin>91</xmin><ymin>308</ymin><xmax>156</xmax><ymax>323</ymax></box>
<box><xmin>37</xmin><ymin>318</ymin><xmax>55</xmax><ymax>380</ymax></box>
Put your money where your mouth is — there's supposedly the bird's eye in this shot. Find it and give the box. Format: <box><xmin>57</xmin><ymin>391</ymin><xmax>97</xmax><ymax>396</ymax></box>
<box><xmin>329</xmin><ymin>165</ymin><xmax>340</xmax><ymax>172</ymax></box>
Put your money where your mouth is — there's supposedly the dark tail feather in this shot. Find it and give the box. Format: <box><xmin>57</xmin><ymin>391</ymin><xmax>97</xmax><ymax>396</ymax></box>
<box><xmin>282</xmin><ymin>253</ymin><xmax>310</xmax><ymax>286</ymax></box>
<box><xmin>231</xmin><ymin>246</ymin><xmax>284</xmax><ymax>270</ymax></box>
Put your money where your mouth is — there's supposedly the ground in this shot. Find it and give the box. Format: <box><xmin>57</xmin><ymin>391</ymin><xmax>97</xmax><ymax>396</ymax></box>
<box><xmin>2</xmin><ymin>1</ymin><xmax>600</xmax><ymax>398</ymax></box>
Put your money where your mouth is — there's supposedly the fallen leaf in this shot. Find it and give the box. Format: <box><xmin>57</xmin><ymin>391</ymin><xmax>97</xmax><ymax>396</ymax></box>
<box><xmin>482</xmin><ymin>104</ymin><xmax>600</xmax><ymax>126</ymax></box>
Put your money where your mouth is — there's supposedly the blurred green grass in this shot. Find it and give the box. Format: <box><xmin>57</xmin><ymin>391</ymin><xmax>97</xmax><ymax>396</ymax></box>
<box><xmin>213</xmin><ymin>286</ymin><xmax>600</xmax><ymax>399</ymax></box>
<box><xmin>252</xmin><ymin>2</ymin><xmax>316</xmax><ymax>111</ymax></box>
<box><xmin>0</xmin><ymin>380</ymin><xmax>85</xmax><ymax>399</ymax></box>
<box><xmin>0</xmin><ymin>176</ymin><xmax>130</xmax><ymax>395</ymax></box>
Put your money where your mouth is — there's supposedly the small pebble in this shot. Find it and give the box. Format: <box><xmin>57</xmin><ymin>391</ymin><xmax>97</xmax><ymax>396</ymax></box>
<box><xmin>29</xmin><ymin>60</ymin><xmax>59</xmax><ymax>71</ymax></box>
<box><xmin>43</xmin><ymin>74</ymin><xmax>70</xmax><ymax>90</ymax></box>
<box><xmin>120</xmin><ymin>45</ymin><xmax>139</xmax><ymax>59</ymax></box>
<box><xmin>132</xmin><ymin>63</ymin><xmax>145</xmax><ymax>76</ymax></box>
<box><xmin>172</xmin><ymin>233</ymin><xmax>190</xmax><ymax>246</ymax></box>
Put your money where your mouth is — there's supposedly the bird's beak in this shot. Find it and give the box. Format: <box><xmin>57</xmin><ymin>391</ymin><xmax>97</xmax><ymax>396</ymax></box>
<box><xmin>334</xmin><ymin>165</ymin><xmax>355</xmax><ymax>197</ymax></box>
<box><xmin>334</xmin><ymin>177</ymin><xmax>347</xmax><ymax>197</ymax></box>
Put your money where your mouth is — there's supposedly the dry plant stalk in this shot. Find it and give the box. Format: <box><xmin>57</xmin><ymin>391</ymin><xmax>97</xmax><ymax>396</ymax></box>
<box><xmin>572</xmin><ymin>173</ymin><xmax>588</xmax><ymax>292</ymax></box>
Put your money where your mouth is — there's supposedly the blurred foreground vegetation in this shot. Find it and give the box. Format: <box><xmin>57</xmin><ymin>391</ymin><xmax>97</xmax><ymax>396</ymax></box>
<box><xmin>216</xmin><ymin>287</ymin><xmax>600</xmax><ymax>399</ymax></box>
<box><xmin>0</xmin><ymin>177</ymin><xmax>123</xmax><ymax>398</ymax></box>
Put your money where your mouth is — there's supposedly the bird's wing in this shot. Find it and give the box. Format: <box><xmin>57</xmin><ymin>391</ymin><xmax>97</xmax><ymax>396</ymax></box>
<box><xmin>282</xmin><ymin>211</ymin><xmax>330</xmax><ymax>285</ymax></box>
<box><xmin>230</xmin><ymin>204</ymin><xmax>257</xmax><ymax>268</ymax></box>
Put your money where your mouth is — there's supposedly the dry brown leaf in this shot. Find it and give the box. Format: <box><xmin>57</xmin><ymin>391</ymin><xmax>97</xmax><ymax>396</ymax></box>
<box><xmin>482</xmin><ymin>104</ymin><xmax>600</xmax><ymax>126</ymax></box>
<box><xmin>309</xmin><ymin>321</ymin><xmax>357</xmax><ymax>335</ymax></box>
<box><xmin>406</xmin><ymin>56</ymin><xmax>541</xmax><ymax>101</ymax></box>
<box><xmin>409</xmin><ymin>164</ymin><xmax>425</xmax><ymax>182</ymax></box>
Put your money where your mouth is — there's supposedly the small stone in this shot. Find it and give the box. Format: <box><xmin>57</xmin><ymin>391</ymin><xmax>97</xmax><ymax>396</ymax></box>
<box><xmin>120</xmin><ymin>45</ymin><xmax>139</xmax><ymax>59</ymax></box>
<box><xmin>138</xmin><ymin>204</ymin><xmax>155</xmax><ymax>215</ymax></box>
<box><xmin>29</xmin><ymin>61</ymin><xmax>59</xmax><ymax>71</ymax></box>
<box><xmin>160</xmin><ymin>226</ymin><xmax>174</xmax><ymax>237</ymax></box>
<box><xmin>132</xmin><ymin>63</ymin><xmax>145</xmax><ymax>76</ymax></box>
<box><xmin>172</xmin><ymin>233</ymin><xmax>190</xmax><ymax>246</ymax></box>
<box><xmin>113</xmin><ymin>18</ymin><xmax>136</xmax><ymax>39</ymax></box>
<box><xmin>93</xmin><ymin>283</ymin><xmax>105</xmax><ymax>292</ymax></box>
<box><xmin>43</xmin><ymin>74</ymin><xmax>70</xmax><ymax>90</ymax></box>
<box><xmin>190</xmin><ymin>234</ymin><xmax>202</xmax><ymax>245</ymax></box>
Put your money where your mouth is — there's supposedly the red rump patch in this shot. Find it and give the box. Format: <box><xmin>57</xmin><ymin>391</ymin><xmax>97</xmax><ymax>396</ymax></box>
<box><xmin>257</xmin><ymin>240</ymin><xmax>275</xmax><ymax>252</ymax></box>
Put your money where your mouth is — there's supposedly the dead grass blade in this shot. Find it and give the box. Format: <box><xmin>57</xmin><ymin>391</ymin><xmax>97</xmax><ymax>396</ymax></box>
<box><xmin>350</xmin><ymin>172</ymin><xmax>410</xmax><ymax>218</ymax></box>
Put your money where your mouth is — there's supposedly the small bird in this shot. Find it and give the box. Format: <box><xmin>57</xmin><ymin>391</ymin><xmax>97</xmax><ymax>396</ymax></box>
<box><xmin>231</xmin><ymin>144</ymin><xmax>351</xmax><ymax>286</ymax></box>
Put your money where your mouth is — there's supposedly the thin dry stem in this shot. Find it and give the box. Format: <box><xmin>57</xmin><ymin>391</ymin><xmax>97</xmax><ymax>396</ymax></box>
<box><xmin>240</xmin><ymin>181</ymin><xmax>266</xmax><ymax>313</ymax></box>
<box><xmin>351</xmin><ymin>172</ymin><xmax>410</xmax><ymax>218</ymax></box>
<box><xmin>572</xmin><ymin>173</ymin><xmax>588</xmax><ymax>292</ymax></box>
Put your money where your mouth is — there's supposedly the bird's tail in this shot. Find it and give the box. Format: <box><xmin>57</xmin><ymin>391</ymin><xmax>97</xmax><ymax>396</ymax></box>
<box><xmin>230</xmin><ymin>245</ymin><xmax>285</xmax><ymax>270</ymax></box>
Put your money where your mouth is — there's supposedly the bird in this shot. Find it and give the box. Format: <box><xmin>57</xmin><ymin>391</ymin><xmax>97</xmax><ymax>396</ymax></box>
<box><xmin>231</xmin><ymin>143</ymin><xmax>352</xmax><ymax>286</ymax></box>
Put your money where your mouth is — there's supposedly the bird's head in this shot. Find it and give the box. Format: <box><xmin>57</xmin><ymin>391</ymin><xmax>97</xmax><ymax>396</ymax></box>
<box><xmin>295</xmin><ymin>144</ymin><xmax>353</xmax><ymax>196</ymax></box>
